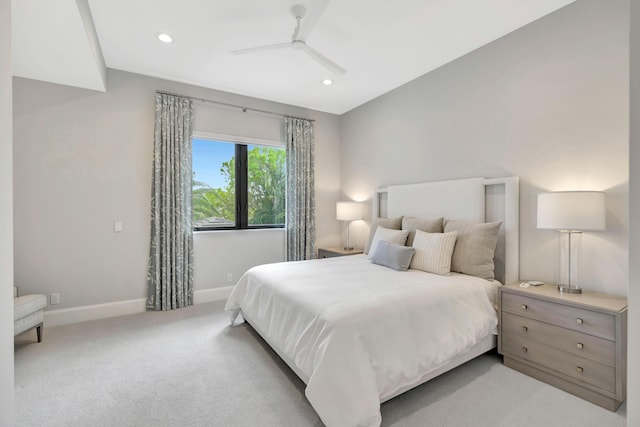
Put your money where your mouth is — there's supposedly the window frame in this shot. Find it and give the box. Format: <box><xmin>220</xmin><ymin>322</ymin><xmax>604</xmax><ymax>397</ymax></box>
<box><xmin>192</xmin><ymin>132</ymin><xmax>286</xmax><ymax>232</ymax></box>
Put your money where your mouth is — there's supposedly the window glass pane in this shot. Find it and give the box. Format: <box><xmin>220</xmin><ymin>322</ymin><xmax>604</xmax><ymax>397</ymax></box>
<box><xmin>247</xmin><ymin>145</ymin><xmax>286</xmax><ymax>226</ymax></box>
<box><xmin>192</xmin><ymin>139</ymin><xmax>236</xmax><ymax>228</ymax></box>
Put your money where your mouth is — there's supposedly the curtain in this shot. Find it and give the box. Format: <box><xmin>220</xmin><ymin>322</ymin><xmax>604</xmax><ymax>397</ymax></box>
<box><xmin>285</xmin><ymin>117</ymin><xmax>316</xmax><ymax>261</ymax></box>
<box><xmin>147</xmin><ymin>93</ymin><xmax>194</xmax><ymax>311</ymax></box>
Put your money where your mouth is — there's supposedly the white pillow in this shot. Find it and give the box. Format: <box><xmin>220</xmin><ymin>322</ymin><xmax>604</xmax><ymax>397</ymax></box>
<box><xmin>367</xmin><ymin>226</ymin><xmax>409</xmax><ymax>259</ymax></box>
<box><xmin>410</xmin><ymin>230</ymin><xmax>458</xmax><ymax>275</ymax></box>
<box><xmin>364</xmin><ymin>216</ymin><xmax>403</xmax><ymax>254</ymax></box>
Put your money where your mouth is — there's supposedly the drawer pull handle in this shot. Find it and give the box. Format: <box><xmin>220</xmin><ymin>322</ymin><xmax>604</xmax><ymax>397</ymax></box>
<box><xmin>576</xmin><ymin>318</ymin><xmax>584</xmax><ymax>325</ymax></box>
<box><xmin>577</xmin><ymin>342</ymin><xmax>584</xmax><ymax>350</ymax></box>
<box><xmin>576</xmin><ymin>367</ymin><xmax>584</xmax><ymax>373</ymax></box>
<box><xmin>521</xmin><ymin>304</ymin><xmax>528</xmax><ymax>310</ymax></box>
<box><xmin>522</xmin><ymin>326</ymin><xmax>528</xmax><ymax>332</ymax></box>
<box><xmin>521</xmin><ymin>347</ymin><xmax>528</xmax><ymax>353</ymax></box>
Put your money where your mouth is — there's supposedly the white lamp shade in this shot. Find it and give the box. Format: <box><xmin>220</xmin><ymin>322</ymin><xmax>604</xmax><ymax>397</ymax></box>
<box><xmin>537</xmin><ymin>191</ymin><xmax>606</xmax><ymax>231</ymax></box>
<box><xmin>336</xmin><ymin>201</ymin><xmax>363</xmax><ymax>221</ymax></box>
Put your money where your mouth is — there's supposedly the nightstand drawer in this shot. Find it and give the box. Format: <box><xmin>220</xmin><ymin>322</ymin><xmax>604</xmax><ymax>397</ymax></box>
<box><xmin>501</xmin><ymin>293</ymin><xmax>615</xmax><ymax>340</ymax></box>
<box><xmin>502</xmin><ymin>334</ymin><xmax>616</xmax><ymax>393</ymax></box>
<box><xmin>501</xmin><ymin>312</ymin><xmax>615</xmax><ymax>366</ymax></box>
<box><xmin>499</xmin><ymin>283</ymin><xmax>627</xmax><ymax>410</ymax></box>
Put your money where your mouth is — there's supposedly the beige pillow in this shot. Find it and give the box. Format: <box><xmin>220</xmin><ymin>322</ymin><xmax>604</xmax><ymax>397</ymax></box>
<box><xmin>410</xmin><ymin>230</ymin><xmax>457</xmax><ymax>275</ymax></box>
<box><xmin>443</xmin><ymin>220</ymin><xmax>502</xmax><ymax>280</ymax></box>
<box><xmin>367</xmin><ymin>226</ymin><xmax>410</xmax><ymax>259</ymax></box>
<box><xmin>364</xmin><ymin>216</ymin><xmax>403</xmax><ymax>254</ymax></box>
<box><xmin>402</xmin><ymin>216</ymin><xmax>444</xmax><ymax>246</ymax></box>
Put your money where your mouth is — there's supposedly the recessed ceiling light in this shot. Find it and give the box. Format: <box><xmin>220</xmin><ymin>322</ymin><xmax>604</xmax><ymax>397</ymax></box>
<box><xmin>322</xmin><ymin>79</ymin><xmax>333</xmax><ymax>86</ymax></box>
<box><xmin>156</xmin><ymin>32</ymin><xmax>173</xmax><ymax>43</ymax></box>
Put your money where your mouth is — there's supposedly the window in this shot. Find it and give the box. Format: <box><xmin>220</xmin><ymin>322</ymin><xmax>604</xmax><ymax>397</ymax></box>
<box><xmin>192</xmin><ymin>137</ymin><xmax>286</xmax><ymax>230</ymax></box>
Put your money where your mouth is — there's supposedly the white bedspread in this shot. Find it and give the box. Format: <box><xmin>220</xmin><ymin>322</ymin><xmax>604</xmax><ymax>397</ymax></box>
<box><xmin>225</xmin><ymin>255</ymin><xmax>499</xmax><ymax>427</ymax></box>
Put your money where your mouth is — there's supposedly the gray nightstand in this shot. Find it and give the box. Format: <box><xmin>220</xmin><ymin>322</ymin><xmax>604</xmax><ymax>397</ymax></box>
<box><xmin>498</xmin><ymin>282</ymin><xmax>627</xmax><ymax>411</ymax></box>
<box><xmin>317</xmin><ymin>247</ymin><xmax>363</xmax><ymax>258</ymax></box>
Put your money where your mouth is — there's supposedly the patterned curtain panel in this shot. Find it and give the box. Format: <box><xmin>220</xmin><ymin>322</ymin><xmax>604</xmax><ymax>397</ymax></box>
<box><xmin>147</xmin><ymin>93</ymin><xmax>194</xmax><ymax>311</ymax></box>
<box><xmin>285</xmin><ymin>117</ymin><xmax>316</xmax><ymax>261</ymax></box>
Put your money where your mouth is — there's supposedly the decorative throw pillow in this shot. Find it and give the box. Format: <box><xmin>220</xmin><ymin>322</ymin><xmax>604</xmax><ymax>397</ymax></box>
<box><xmin>443</xmin><ymin>219</ymin><xmax>502</xmax><ymax>280</ymax></box>
<box><xmin>370</xmin><ymin>240</ymin><xmax>415</xmax><ymax>271</ymax></box>
<box><xmin>364</xmin><ymin>216</ymin><xmax>403</xmax><ymax>254</ymax></box>
<box><xmin>367</xmin><ymin>226</ymin><xmax>409</xmax><ymax>259</ymax></box>
<box><xmin>409</xmin><ymin>230</ymin><xmax>458</xmax><ymax>275</ymax></box>
<box><xmin>402</xmin><ymin>216</ymin><xmax>444</xmax><ymax>246</ymax></box>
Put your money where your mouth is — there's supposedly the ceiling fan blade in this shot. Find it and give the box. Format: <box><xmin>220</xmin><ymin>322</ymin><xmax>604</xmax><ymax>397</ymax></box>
<box><xmin>302</xmin><ymin>44</ymin><xmax>345</xmax><ymax>75</ymax></box>
<box><xmin>295</xmin><ymin>0</ymin><xmax>329</xmax><ymax>41</ymax></box>
<box><xmin>231</xmin><ymin>42</ymin><xmax>291</xmax><ymax>55</ymax></box>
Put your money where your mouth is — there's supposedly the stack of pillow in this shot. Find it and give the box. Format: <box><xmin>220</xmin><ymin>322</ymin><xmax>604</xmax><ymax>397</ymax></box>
<box><xmin>365</xmin><ymin>216</ymin><xmax>501</xmax><ymax>281</ymax></box>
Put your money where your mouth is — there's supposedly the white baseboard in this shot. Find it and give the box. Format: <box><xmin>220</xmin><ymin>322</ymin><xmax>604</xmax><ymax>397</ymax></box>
<box><xmin>44</xmin><ymin>286</ymin><xmax>234</xmax><ymax>327</ymax></box>
<box><xmin>192</xmin><ymin>286</ymin><xmax>234</xmax><ymax>304</ymax></box>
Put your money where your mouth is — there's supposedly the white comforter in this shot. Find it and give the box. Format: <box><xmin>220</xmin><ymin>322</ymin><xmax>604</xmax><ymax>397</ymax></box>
<box><xmin>225</xmin><ymin>255</ymin><xmax>499</xmax><ymax>427</ymax></box>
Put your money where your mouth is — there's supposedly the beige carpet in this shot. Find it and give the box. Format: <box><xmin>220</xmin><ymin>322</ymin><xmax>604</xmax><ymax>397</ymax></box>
<box><xmin>14</xmin><ymin>301</ymin><xmax>626</xmax><ymax>427</ymax></box>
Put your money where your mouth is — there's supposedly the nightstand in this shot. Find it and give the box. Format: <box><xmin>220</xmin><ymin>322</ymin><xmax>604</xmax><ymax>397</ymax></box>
<box><xmin>498</xmin><ymin>283</ymin><xmax>627</xmax><ymax>411</ymax></box>
<box><xmin>317</xmin><ymin>247</ymin><xmax>363</xmax><ymax>258</ymax></box>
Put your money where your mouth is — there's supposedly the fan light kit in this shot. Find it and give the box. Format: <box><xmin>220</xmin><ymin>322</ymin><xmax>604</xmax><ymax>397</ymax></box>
<box><xmin>232</xmin><ymin>2</ymin><xmax>346</xmax><ymax>76</ymax></box>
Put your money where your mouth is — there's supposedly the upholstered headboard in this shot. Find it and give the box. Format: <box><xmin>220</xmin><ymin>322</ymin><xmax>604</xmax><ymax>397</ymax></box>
<box><xmin>373</xmin><ymin>177</ymin><xmax>519</xmax><ymax>285</ymax></box>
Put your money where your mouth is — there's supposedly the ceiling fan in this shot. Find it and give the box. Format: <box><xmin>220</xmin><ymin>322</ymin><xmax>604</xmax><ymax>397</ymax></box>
<box><xmin>231</xmin><ymin>1</ymin><xmax>346</xmax><ymax>76</ymax></box>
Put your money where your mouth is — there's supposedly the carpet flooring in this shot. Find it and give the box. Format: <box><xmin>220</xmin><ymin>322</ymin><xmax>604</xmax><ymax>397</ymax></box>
<box><xmin>14</xmin><ymin>301</ymin><xmax>626</xmax><ymax>427</ymax></box>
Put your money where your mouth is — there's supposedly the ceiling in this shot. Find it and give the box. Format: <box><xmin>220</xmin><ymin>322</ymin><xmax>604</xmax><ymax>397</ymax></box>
<box><xmin>12</xmin><ymin>0</ymin><xmax>576</xmax><ymax>115</ymax></box>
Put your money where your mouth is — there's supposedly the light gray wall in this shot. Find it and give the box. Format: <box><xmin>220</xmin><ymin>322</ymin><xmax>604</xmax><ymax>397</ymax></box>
<box><xmin>1</xmin><ymin>0</ymin><xmax>14</xmax><ymax>423</ymax></box>
<box><xmin>629</xmin><ymin>0</ymin><xmax>639</xmax><ymax>423</ymax></box>
<box><xmin>194</xmin><ymin>229</ymin><xmax>286</xmax><ymax>289</ymax></box>
<box><xmin>340</xmin><ymin>0</ymin><xmax>629</xmax><ymax>297</ymax></box>
<box><xmin>12</xmin><ymin>69</ymin><xmax>341</xmax><ymax>310</ymax></box>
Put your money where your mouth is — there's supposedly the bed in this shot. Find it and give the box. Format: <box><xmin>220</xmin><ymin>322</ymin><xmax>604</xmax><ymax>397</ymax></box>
<box><xmin>225</xmin><ymin>177</ymin><xmax>519</xmax><ymax>427</ymax></box>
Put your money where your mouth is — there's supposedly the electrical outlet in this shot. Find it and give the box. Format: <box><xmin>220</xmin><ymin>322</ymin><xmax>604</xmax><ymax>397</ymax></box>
<box><xmin>50</xmin><ymin>293</ymin><xmax>60</xmax><ymax>305</ymax></box>
<box><xmin>227</xmin><ymin>273</ymin><xmax>233</xmax><ymax>282</ymax></box>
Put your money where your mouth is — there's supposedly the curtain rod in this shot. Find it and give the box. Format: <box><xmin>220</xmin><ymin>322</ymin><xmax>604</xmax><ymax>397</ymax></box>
<box><xmin>155</xmin><ymin>90</ymin><xmax>315</xmax><ymax>122</ymax></box>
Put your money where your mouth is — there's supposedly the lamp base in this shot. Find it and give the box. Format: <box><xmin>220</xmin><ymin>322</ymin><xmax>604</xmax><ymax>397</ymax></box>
<box><xmin>557</xmin><ymin>285</ymin><xmax>582</xmax><ymax>294</ymax></box>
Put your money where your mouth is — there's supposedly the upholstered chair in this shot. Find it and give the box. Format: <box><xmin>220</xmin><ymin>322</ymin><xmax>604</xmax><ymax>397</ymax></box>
<box><xmin>14</xmin><ymin>286</ymin><xmax>47</xmax><ymax>342</ymax></box>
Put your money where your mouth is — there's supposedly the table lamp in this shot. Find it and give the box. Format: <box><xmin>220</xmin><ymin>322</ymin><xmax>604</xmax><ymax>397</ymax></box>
<box><xmin>336</xmin><ymin>201</ymin><xmax>363</xmax><ymax>250</ymax></box>
<box><xmin>537</xmin><ymin>191</ymin><xmax>606</xmax><ymax>294</ymax></box>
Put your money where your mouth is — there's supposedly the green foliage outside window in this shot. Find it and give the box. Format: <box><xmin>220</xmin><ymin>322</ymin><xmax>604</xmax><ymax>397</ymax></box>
<box><xmin>192</xmin><ymin>145</ymin><xmax>285</xmax><ymax>228</ymax></box>
<box><xmin>248</xmin><ymin>146</ymin><xmax>286</xmax><ymax>225</ymax></box>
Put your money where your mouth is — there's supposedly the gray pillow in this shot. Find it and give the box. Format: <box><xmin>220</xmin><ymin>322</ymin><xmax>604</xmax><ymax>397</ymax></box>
<box><xmin>443</xmin><ymin>220</ymin><xmax>502</xmax><ymax>280</ymax></box>
<box><xmin>370</xmin><ymin>240</ymin><xmax>415</xmax><ymax>271</ymax></box>
<box><xmin>367</xmin><ymin>227</ymin><xmax>410</xmax><ymax>259</ymax></box>
<box><xmin>364</xmin><ymin>216</ymin><xmax>403</xmax><ymax>254</ymax></box>
<box><xmin>402</xmin><ymin>216</ymin><xmax>444</xmax><ymax>246</ymax></box>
